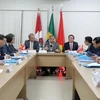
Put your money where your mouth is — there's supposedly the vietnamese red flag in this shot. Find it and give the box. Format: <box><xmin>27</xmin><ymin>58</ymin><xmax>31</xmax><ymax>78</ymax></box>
<box><xmin>77</xmin><ymin>44</ymin><xmax>84</xmax><ymax>53</ymax></box>
<box><xmin>57</xmin><ymin>11</ymin><xmax>65</xmax><ymax>51</ymax></box>
<box><xmin>57</xmin><ymin>11</ymin><xmax>65</xmax><ymax>76</ymax></box>
<box><xmin>35</xmin><ymin>12</ymin><xmax>43</xmax><ymax>45</ymax></box>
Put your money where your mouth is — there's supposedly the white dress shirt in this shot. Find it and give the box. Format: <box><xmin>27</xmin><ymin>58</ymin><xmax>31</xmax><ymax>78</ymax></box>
<box><xmin>30</xmin><ymin>42</ymin><xmax>34</xmax><ymax>49</ymax></box>
<box><xmin>69</xmin><ymin>43</ymin><xmax>73</xmax><ymax>51</ymax></box>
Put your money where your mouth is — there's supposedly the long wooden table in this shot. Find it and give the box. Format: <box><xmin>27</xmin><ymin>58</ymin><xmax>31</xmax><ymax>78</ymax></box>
<box><xmin>0</xmin><ymin>53</ymin><xmax>100</xmax><ymax>100</ymax></box>
<box><xmin>68</xmin><ymin>55</ymin><xmax>100</xmax><ymax>100</ymax></box>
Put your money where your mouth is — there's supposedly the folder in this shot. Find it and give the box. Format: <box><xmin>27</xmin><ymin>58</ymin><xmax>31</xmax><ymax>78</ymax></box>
<box><xmin>83</xmin><ymin>62</ymin><xmax>100</xmax><ymax>68</ymax></box>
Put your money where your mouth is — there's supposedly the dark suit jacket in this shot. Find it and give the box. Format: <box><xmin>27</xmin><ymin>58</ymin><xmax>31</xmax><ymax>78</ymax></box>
<box><xmin>0</xmin><ymin>47</ymin><xmax>5</xmax><ymax>60</ymax></box>
<box><xmin>44</xmin><ymin>40</ymin><xmax>60</xmax><ymax>52</ymax></box>
<box><xmin>24</xmin><ymin>40</ymin><xmax>39</xmax><ymax>52</ymax></box>
<box><xmin>7</xmin><ymin>44</ymin><xmax>18</xmax><ymax>56</ymax></box>
<box><xmin>2</xmin><ymin>44</ymin><xmax>16</xmax><ymax>56</ymax></box>
<box><xmin>62</xmin><ymin>42</ymin><xmax>78</xmax><ymax>52</ymax></box>
<box><xmin>85</xmin><ymin>43</ymin><xmax>96</xmax><ymax>53</ymax></box>
<box><xmin>95</xmin><ymin>47</ymin><xmax>100</xmax><ymax>56</ymax></box>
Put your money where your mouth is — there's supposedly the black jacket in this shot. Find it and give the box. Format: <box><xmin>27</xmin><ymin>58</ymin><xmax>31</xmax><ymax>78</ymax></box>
<box><xmin>62</xmin><ymin>42</ymin><xmax>78</xmax><ymax>52</ymax></box>
<box><xmin>0</xmin><ymin>47</ymin><xmax>5</xmax><ymax>60</ymax></box>
<box><xmin>85</xmin><ymin>43</ymin><xmax>96</xmax><ymax>53</ymax></box>
<box><xmin>24</xmin><ymin>40</ymin><xmax>39</xmax><ymax>52</ymax></box>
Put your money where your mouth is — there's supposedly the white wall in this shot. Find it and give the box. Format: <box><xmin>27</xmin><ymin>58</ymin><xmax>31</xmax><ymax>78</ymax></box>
<box><xmin>0</xmin><ymin>0</ymin><xmax>100</xmax><ymax>48</ymax></box>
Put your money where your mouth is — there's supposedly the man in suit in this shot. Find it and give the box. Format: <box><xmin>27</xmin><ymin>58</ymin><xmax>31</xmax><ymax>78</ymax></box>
<box><xmin>0</xmin><ymin>34</ymin><xmax>5</xmax><ymax>60</ymax></box>
<box><xmin>44</xmin><ymin>35</ymin><xmax>60</xmax><ymax>53</ymax></box>
<box><xmin>84</xmin><ymin>36</ymin><xmax>96</xmax><ymax>53</ymax></box>
<box><xmin>42</xmin><ymin>35</ymin><xmax>60</xmax><ymax>76</ymax></box>
<box><xmin>91</xmin><ymin>37</ymin><xmax>100</xmax><ymax>60</ymax></box>
<box><xmin>24</xmin><ymin>33</ymin><xmax>39</xmax><ymax>52</ymax></box>
<box><xmin>62</xmin><ymin>34</ymin><xmax>78</xmax><ymax>52</ymax></box>
<box><xmin>5</xmin><ymin>33</ymin><xmax>18</xmax><ymax>56</ymax></box>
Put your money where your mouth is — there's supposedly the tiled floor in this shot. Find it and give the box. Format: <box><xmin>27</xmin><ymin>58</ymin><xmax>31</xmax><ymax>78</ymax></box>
<box><xmin>17</xmin><ymin>77</ymin><xmax>72</xmax><ymax>100</ymax></box>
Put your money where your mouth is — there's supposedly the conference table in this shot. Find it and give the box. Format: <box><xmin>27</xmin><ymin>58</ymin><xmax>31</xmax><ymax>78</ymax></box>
<box><xmin>0</xmin><ymin>53</ymin><xmax>100</xmax><ymax>100</ymax></box>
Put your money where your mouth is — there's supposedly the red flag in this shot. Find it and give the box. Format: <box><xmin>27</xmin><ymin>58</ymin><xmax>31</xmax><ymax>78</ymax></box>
<box><xmin>57</xmin><ymin>11</ymin><xmax>65</xmax><ymax>77</ymax></box>
<box><xmin>19</xmin><ymin>44</ymin><xmax>25</xmax><ymax>50</ymax></box>
<box><xmin>57</xmin><ymin>11</ymin><xmax>65</xmax><ymax>51</ymax></box>
<box><xmin>35</xmin><ymin>12</ymin><xmax>43</xmax><ymax>45</ymax></box>
<box><xmin>77</xmin><ymin>44</ymin><xmax>84</xmax><ymax>53</ymax></box>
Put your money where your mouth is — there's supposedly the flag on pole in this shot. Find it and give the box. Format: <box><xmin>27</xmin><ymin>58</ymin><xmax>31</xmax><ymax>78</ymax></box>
<box><xmin>77</xmin><ymin>44</ymin><xmax>84</xmax><ymax>53</ymax></box>
<box><xmin>57</xmin><ymin>11</ymin><xmax>65</xmax><ymax>51</ymax></box>
<box><xmin>47</xmin><ymin>13</ymin><xmax>55</xmax><ymax>40</ymax></box>
<box><xmin>19</xmin><ymin>44</ymin><xmax>25</xmax><ymax>50</ymax></box>
<box><xmin>35</xmin><ymin>12</ymin><xmax>43</xmax><ymax>45</ymax></box>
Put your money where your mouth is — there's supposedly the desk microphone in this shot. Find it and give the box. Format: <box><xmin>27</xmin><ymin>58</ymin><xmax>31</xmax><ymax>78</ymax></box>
<box><xmin>50</xmin><ymin>43</ymin><xmax>53</xmax><ymax>51</ymax></box>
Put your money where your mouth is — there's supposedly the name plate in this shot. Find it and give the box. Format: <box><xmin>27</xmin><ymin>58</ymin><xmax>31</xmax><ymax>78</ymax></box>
<box><xmin>0</xmin><ymin>69</ymin><xmax>3</xmax><ymax>73</ymax></box>
<box><xmin>92</xmin><ymin>72</ymin><xmax>100</xmax><ymax>87</ymax></box>
<box><xmin>6</xmin><ymin>65</ymin><xmax>14</xmax><ymax>73</ymax></box>
<box><xmin>28</xmin><ymin>50</ymin><xmax>36</xmax><ymax>54</ymax></box>
<box><xmin>16</xmin><ymin>59</ymin><xmax>23</xmax><ymax>65</ymax></box>
<box><xmin>39</xmin><ymin>50</ymin><xmax>47</xmax><ymax>53</ymax></box>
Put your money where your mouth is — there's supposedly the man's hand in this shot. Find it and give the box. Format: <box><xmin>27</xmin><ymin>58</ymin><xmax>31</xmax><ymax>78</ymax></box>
<box><xmin>96</xmin><ymin>57</ymin><xmax>100</xmax><ymax>64</ymax></box>
<box><xmin>55</xmin><ymin>49</ymin><xmax>60</xmax><ymax>53</ymax></box>
<box><xmin>44</xmin><ymin>47</ymin><xmax>48</xmax><ymax>50</ymax></box>
<box><xmin>92</xmin><ymin>54</ymin><xmax>98</xmax><ymax>60</ymax></box>
<box><xmin>5</xmin><ymin>54</ymin><xmax>11</xmax><ymax>59</ymax></box>
<box><xmin>15</xmin><ymin>52</ymin><xmax>20</xmax><ymax>56</ymax></box>
<box><xmin>0</xmin><ymin>60</ymin><xmax>5</xmax><ymax>65</ymax></box>
<box><xmin>65</xmin><ymin>50</ymin><xmax>69</xmax><ymax>53</ymax></box>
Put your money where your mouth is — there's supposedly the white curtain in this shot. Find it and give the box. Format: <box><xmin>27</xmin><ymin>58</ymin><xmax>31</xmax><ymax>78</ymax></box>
<box><xmin>63</xmin><ymin>12</ymin><xmax>100</xmax><ymax>45</ymax></box>
<box><xmin>0</xmin><ymin>11</ymin><xmax>22</xmax><ymax>48</ymax></box>
<box><xmin>22</xmin><ymin>11</ymin><xmax>48</xmax><ymax>44</ymax></box>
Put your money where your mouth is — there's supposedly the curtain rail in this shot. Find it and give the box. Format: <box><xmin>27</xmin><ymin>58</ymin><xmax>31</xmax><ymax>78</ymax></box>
<box><xmin>0</xmin><ymin>9</ymin><xmax>48</xmax><ymax>12</ymax></box>
<box><xmin>62</xmin><ymin>11</ymin><xmax>100</xmax><ymax>12</ymax></box>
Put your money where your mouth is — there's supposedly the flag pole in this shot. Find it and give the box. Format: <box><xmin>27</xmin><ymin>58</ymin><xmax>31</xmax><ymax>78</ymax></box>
<box><xmin>60</xmin><ymin>4</ymin><xmax>63</xmax><ymax>11</ymax></box>
<box><xmin>52</xmin><ymin>5</ymin><xmax>54</xmax><ymax>12</ymax></box>
<box><xmin>38</xmin><ymin>4</ymin><xmax>40</xmax><ymax>12</ymax></box>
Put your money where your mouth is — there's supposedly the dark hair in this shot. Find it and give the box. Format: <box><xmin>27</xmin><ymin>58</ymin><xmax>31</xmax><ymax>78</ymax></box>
<box><xmin>68</xmin><ymin>34</ymin><xmax>75</xmax><ymax>39</ymax></box>
<box><xmin>93</xmin><ymin>37</ymin><xmax>100</xmax><ymax>44</ymax></box>
<box><xmin>28</xmin><ymin>33</ymin><xmax>34</xmax><ymax>38</ymax></box>
<box><xmin>49</xmin><ymin>35</ymin><xmax>54</xmax><ymax>39</ymax></box>
<box><xmin>85</xmin><ymin>36</ymin><xmax>92</xmax><ymax>43</ymax></box>
<box><xmin>5</xmin><ymin>33</ymin><xmax>14</xmax><ymax>43</ymax></box>
<box><xmin>0</xmin><ymin>34</ymin><xmax>5</xmax><ymax>40</ymax></box>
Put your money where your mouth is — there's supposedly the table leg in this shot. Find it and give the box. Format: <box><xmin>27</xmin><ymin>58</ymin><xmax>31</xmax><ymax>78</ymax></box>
<box><xmin>17</xmin><ymin>84</ymin><xmax>28</xmax><ymax>100</ymax></box>
<box><xmin>23</xmin><ymin>98</ymin><xmax>28</xmax><ymax>100</ymax></box>
<box><xmin>66</xmin><ymin>67</ymin><xmax>73</xmax><ymax>79</ymax></box>
<box><xmin>29</xmin><ymin>67</ymin><xmax>36</xmax><ymax>79</ymax></box>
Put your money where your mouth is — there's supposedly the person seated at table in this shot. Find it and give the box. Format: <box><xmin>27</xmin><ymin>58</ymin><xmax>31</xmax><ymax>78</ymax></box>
<box><xmin>91</xmin><ymin>37</ymin><xmax>100</xmax><ymax>60</ymax></box>
<box><xmin>42</xmin><ymin>35</ymin><xmax>60</xmax><ymax>76</ymax></box>
<box><xmin>84</xmin><ymin>36</ymin><xmax>96</xmax><ymax>53</ymax></box>
<box><xmin>2</xmin><ymin>37</ymin><xmax>7</xmax><ymax>53</ymax></box>
<box><xmin>44</xmin><ymin>35</ymin><xmax>60</xmax><ymax>53</ymax></box>
<box><xmin>2</xmin><ymin>36</ymin><xmax>11</xmax><ymax>58</ymax></box>
<box><xmin>24</xmin><ymin>33</ymin><xmax>39</xmax><ymax>52</ymax></box>
<box><xmin>5</xmin><ymin>33</ymin><xmax>18</xmax><ymax>56</ymax></box>
<box><xmin>0</xmin><ymin>34</ymin><xmax>5</xmax><ymax>60</ymax></box>
<box><xmin>62</xmin><ymin>34</ymin><xmax>78</xmax><ymax>52</ymax></box>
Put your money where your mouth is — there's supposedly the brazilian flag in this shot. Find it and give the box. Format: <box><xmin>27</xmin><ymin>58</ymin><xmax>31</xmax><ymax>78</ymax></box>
<box><xmin>47</xmin><ymin>13</ymin><xmax>55</xmax><ymax>39</ymax></box>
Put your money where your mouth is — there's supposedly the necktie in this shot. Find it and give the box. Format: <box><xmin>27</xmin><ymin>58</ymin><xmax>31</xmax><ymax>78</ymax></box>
<box><xmin>70</xmin><ymin>43</ymin><xmax>73</xmax><ymax>51</ymax></box>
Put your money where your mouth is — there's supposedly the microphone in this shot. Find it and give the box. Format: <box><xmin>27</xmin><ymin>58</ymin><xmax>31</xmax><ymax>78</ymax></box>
<box><xmin>50</xmin><ymin>43</ymin><xmax>53</xmax><ymax>51</ymax></box>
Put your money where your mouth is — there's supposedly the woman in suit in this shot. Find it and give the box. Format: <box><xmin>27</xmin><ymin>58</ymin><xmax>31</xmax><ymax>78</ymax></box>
<box><xmin>62</xmin><ymin>34</ymin><xmax>78</xmax><ymax>52</ymax></box>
